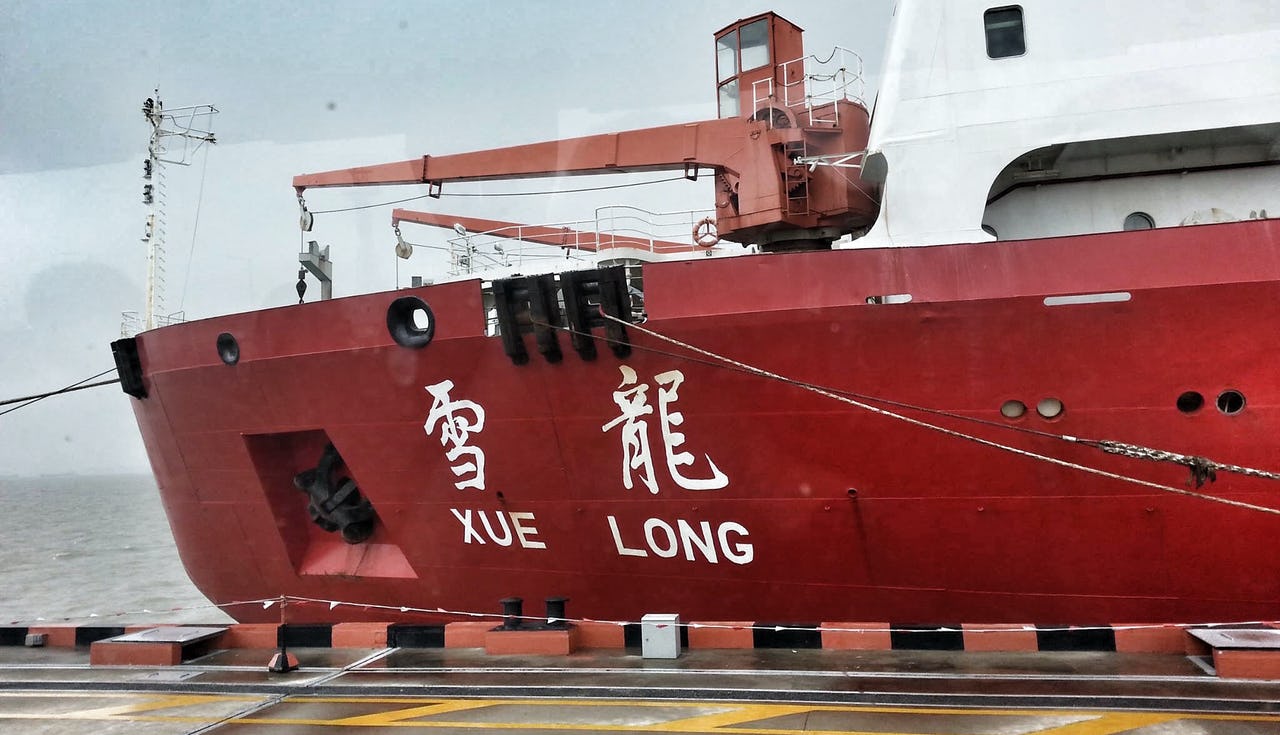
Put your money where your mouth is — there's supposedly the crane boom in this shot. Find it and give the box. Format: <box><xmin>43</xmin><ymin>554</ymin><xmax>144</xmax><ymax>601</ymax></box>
<box><xmin>294</xmin><ymin>118</ymin><xmax>748</xmax><ymax>191</ymax></box>
<box><xmin>291</xmin><ymin>10</ymin><xmax>878</xmax><ymax>250</ymax></box>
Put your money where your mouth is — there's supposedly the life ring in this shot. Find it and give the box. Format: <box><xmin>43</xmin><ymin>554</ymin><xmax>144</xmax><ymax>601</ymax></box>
<box><xmin>693</xmin><ymin>217</ymin><xmax>720</xmax><ymax>247</ymax></box>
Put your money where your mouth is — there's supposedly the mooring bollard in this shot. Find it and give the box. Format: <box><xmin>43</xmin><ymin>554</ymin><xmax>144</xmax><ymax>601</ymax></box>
<box><xmin>545</xmin><ymin>596</ymin><xmax>569</xmax><ymax>629</ymax></box>
<box><xmin>499</xmin><ymin>597</ymin><xmax>524</xmax><ymax>630</ymax></box>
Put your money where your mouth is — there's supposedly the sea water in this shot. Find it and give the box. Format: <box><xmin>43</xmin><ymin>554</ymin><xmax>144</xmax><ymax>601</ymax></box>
<box><xmin>0</xmin><ymin>474</ymin><xmax>233</xmax><ymax>625</ymax></box>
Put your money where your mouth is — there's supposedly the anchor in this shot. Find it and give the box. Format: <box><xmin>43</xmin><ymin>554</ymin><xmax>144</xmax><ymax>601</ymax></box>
<box><xmin>292</xmin><ymin>443</ymin><xmax>377</xmax><ymax>544</ymax></box>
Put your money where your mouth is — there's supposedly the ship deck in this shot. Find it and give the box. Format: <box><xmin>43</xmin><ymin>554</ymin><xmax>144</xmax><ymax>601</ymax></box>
<box><xmin>1</xmin><ymin>644</ymin><xmax>1278</xmax><ymax>734</ymax></box>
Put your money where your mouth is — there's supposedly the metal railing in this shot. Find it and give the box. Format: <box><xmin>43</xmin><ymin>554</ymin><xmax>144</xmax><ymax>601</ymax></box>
<box><xmin>120</xmin><ymin>310</ymin><xmax>185</xmax><ymax>337</ymax></box>
<box><xmin>751</xmin><ymin>46</ymin><xmax>865</xmax><ymax>128</ymax></box>
<box><xmin>594</xmin><ymin>205</ymin><xmax>716</xmax><ymax>254</ymax></box>
<box><xmin>440</xmin><ymin>206</ymin><xmax>718</xmax><ymax>278</ymax></box>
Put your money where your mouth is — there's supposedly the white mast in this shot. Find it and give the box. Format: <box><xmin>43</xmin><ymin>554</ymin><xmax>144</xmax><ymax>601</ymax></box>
<box><xmin>125</xmin><ymin>90</ymin><xmax>217</xmax><ymax>335</ymax></box>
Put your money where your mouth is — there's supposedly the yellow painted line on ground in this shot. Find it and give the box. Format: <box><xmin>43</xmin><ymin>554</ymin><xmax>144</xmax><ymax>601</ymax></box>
<box><xmin>0</xmin><ymin>694</ymin><xmax>1278</xmax><ymax>731</ymax></box>
<box><xmin>638</xmin><ymin>704</ymin><xmax>813</xmax><ymax>732</ymax></box>
<box><xmin>330</xmin><ymin>698</ymin><xmax>513</xmax><ymax>726</ymax></box>
<box><xmin>0</xmin><ymin>692</ymin><xmax>261</xmax><ymax>721</ymax></box>
<box><xmin>286</xmin><ymin>696</ymin><xmax>1277</xmax><ymax>723</ymax></box>
<box><xmin>221</xmin><ymin>698</ymin><xmax>1280</xmax><ymax>733</ymax></box>
<box><xmin>1024</xmin><ymin>713</ymin><xmax>1187</xmax><ymax>735</ymax></box>
<box><xmin>59</xmin><ymin>694</ymin><xmax>259</xmax><ymax>719</ymax></box>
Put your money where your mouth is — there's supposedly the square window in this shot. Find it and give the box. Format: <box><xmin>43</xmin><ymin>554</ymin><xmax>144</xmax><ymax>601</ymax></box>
<box><xmin>984</xmin><ymin>6</ymin><xmax>1025</xmax><ymax>58</ymax></box>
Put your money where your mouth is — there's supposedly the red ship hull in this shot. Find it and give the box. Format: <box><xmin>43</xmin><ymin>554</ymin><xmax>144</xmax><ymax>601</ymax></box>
<box><xmin>127</xmin><ymin>219</ymin><xmax>1280</xmax><ymax>625</ymax></box>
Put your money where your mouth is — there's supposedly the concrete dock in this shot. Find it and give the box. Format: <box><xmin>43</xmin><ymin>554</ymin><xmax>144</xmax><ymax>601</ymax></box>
<box><xmin>1</xmin><ymin>641</ymin><xmax>1279</xmax><ymax>734</ymax></box>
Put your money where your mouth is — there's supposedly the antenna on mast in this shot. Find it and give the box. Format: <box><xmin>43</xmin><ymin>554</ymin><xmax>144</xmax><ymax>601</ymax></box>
<box><xmin>122</xmin><ymin>89</ymin><xmax>218</xmax><ymax>336</ymax></box>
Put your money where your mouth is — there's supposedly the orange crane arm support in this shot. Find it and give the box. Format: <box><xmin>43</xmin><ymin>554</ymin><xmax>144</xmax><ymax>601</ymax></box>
<box><xmin>293</xmin><ymin>117</ymin><xmax>750</xmax><ymax>191</ymax></box>
<box><xmin>391</xmin><ymin>209</ymin><xmax>699</xmax><ymax>255</ymax></box>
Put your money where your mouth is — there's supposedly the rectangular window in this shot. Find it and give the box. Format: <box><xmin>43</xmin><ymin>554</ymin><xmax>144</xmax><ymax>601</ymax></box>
<box><xmin>718</xmin><ymin>79</ymin><xmax>740</xmax><ymax>118</ymax></box>
<box><xmin>716</xmin><ymin>30</ymin><xmax>738</xmax><ymax>83</ymax></box>
<box><xmin>984</xmin><ymin>6</ymin><xmax>1025</xmax><ymax>58</ymax></box>
<box><xmin>738</xmin><ymin>19</ymin><xmax>770</xmax><ymax>72</ymax></box>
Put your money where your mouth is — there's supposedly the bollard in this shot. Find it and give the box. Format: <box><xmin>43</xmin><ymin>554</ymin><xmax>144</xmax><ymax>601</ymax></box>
<box><xmin>545</xmin><ymin>597</ymin><xmax>569</xmax><ymax>629</ymax></box>
<box><xmin>499</xmin><ymin>597</ymin><xmax>524</xmax><ymax>630</ymax></box>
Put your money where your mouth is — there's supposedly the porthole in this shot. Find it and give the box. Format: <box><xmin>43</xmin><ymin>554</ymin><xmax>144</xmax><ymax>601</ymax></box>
<box><xmin>1000</xmin><ymin>400</ymin><xmax>1026</xmax><ymax>419</ymax></box>
<box><xmin>216</xmin><ymin>332</ymin><xmax>239</xmax><ymax>365</ymax></box>
<box><xmin>1036</xmin><ymin>397</ymin><xmax>1063</xmax><ymax>419</ymax></box>
<box><xmin>1176</xmin><ymin>391</ymin><xmax>1204</xmax><ymax>414</ymax></box>
<box><xmin>386</xmin><ymin>296</ymin><xmax>436</xmax><ymax>349</ymax></box>
<box><xmin>1123</xmin><ymin>212</ymin><xmax>1154</xmax><ymax>231</ymax></box>
<box><xmin>1216</xmin><ymin>389</ymin><xmax>1245</xmax><ymax>415</ymax></box>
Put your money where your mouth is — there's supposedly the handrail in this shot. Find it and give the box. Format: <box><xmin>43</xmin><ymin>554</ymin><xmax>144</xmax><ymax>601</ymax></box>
<box><xmin>750</xmin><ymin>46</ymin><xmax>865</xmax><ymax>128</ymax></box>
<box><xmin>409</xmin><ymin>206</ymin><xmax>719</xmax><ymax>278</ymax></box>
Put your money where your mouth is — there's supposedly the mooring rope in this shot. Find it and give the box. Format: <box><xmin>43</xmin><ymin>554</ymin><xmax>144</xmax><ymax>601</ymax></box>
<box><xmin>597</xmin><ymin>313</ymin><xmax>1280</xmax><ymax>516</ymax></box>
<box><xmin>8</xmin><ymin>593</ymin><xmax>1275</xmax><ymax>634</ymax></box>
<box><xmin>0</xmin><ymin>369</ymin><xmax>120</xmax><ymax>417</ymax></box>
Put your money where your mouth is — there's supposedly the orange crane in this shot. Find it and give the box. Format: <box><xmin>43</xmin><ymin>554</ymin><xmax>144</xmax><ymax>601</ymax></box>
<box><xmin>293</xmin><ymin>12</ymin><xmax>878</xmax><ymax>253</ymax></box>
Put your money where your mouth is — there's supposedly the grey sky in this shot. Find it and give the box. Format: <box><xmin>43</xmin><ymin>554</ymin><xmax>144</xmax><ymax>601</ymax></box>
<box><xmin>0</xmin><ymin>1</ymin><xmax>892</xmax><ymax>476</ymax></box>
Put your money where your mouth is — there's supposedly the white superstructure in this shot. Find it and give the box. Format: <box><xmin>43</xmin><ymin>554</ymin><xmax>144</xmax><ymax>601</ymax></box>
<box><xmin>856</xmin><ymin>0</ymin><xmax>1280</xmax><ymax>247</ymax></box>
